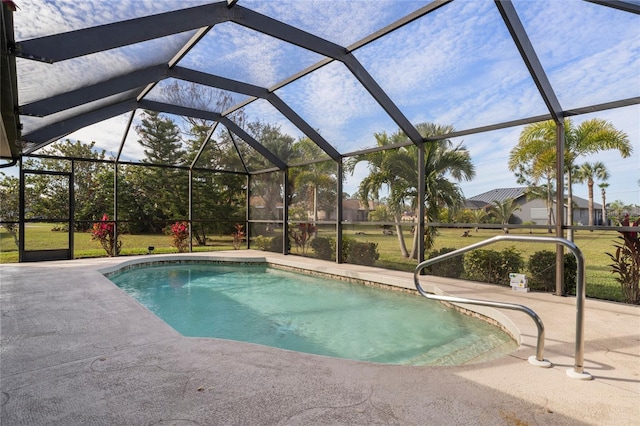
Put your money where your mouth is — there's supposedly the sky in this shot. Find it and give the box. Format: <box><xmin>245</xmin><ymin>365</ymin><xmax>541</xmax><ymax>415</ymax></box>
<box><xmin>10</xmin><ymin>0</ymin><xmax>640</xmax><ymax>206</ymax></box>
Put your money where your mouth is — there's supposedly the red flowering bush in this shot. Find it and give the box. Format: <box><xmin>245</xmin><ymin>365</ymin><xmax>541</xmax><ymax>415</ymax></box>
<box><xmin>90</xmin><ymin>214</ymin><xmax>122</xmax><ymax>256</ymax></box>
<box><xmin>289</xmin><ymin>222</ymin><xmax>316</xmax><ymax>254</ymax></box>
<box><xmin>232</xmin><ymin>223</ymin><xmax>245</xmax><ymax>250</ymax></box>
<box><xmin>168</xmin><ymin>221</ymin><xmax>190</xmax><ymax>253</ymax></box>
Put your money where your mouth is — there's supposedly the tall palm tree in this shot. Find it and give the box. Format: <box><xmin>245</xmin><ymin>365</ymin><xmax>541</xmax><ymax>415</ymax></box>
<box><xmin>575</xmin><ymin>162</ymin><xmax>609</xmax><ymax>227</ymax></box>
<box><xmin>346</xmin><ymin>122</ymin><xmax>474</xmax><ymax>258</ymax></box>
<box><xmin>511</xmin><ymin>118</ymin><xmax>631</xmax><ymax>240</ymax></box>
<box><xmin>489</xmin><ymin>198</ymin><xmax>521</xmax><ymax>233</ymax></box>
<box><xmin>291</xmin><ymin>138</ymin><xmax>336</xmax><ymax>229</ymax></box>
<box><xmin>599</xmin><ymin>182</ymin><xmax>609</xmax><ymax>225</ymax></box>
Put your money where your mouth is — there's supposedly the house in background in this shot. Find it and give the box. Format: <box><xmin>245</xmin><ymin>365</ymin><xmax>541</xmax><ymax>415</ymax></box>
<box><xmin>466</xmin><ymin>187</ymin><xmax>603</xmax><ymax>226</ymax></box>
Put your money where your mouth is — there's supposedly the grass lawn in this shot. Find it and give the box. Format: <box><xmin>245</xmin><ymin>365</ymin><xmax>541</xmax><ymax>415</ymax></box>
<box><xmin>1</xmin><ymin>223</ymin><xmax>630</xmax><ymax>303</ymax></box>
<box><xmin>0</xmin><ymin>224</ymin><xmax>236</xmax><ymax>263</ymax></box>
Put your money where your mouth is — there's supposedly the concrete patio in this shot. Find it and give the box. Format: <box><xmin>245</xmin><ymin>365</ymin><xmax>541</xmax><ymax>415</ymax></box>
<box><xmin>1</xmin><ymin>251</ymin><xmax>638</xmax><ymax>425</ymax></box>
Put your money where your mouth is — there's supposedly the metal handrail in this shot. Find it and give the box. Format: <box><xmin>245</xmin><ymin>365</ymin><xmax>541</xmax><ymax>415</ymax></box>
<box><xmin>414</xmin><ymin>235</ymin><xmax>591</xmax><ymax>379</ymax></box>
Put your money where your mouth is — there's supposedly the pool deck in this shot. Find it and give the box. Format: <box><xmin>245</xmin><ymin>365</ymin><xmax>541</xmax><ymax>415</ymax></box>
<box><xmin>1</xmin><ymin>251</ymin><xmax>638</xmax><ymax>425</ymax></box>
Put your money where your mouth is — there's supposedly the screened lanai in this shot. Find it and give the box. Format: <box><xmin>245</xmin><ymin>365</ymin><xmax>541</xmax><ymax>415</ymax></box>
<box><xmin>0</xmin><ymin>1</ymin><xmax>638</xmax><ymax>295</ymax></box>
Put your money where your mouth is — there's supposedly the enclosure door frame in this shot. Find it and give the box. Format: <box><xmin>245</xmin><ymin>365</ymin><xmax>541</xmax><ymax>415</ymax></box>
<box><xmin>19</xmin><ymin>166</ymin><xmax>74</xmax><ymax>262</ymax></box>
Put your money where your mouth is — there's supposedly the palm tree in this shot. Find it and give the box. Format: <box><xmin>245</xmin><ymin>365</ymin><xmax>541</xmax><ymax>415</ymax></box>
<box><xmin>291</xmin><ymin>138</ymin><xmax>336</xmax><ymax>231</ymax></box>
<box><xmin>471</xmin><ymin>208</ymin><xmax>488</xmax><ymax>232</ymax></box>
<box><xmin>346</xmin><ymin>122</ymin><xmax>474</xmax><ymax>258</ymax></box>
<box><xmin>511</xmin><ymin>118</ymin><xmax>631</xmax><ymax>240</ymax></box>
<box><xmin>522</xmin><ymin>183</ymin><xmax>555</xmax><ymax>231</ymax></box>
<box><xmin>599</xmin><ymin>182</ymin><xmax>609</xmax><ymax>225</ymax></box>
<box><xmin>509</xmin><ymin>146</ymin><xmax>556</xmax><ymax>230</ymax></box>
<box><xmin>489</xmin><ymin>198</ymin><xmax>521</xmax><ymax>233</ymax></box>
<box><xmin>575</xmin><ymin>162</ymin><xmax>609</xmax><ymax>227</ymax></box>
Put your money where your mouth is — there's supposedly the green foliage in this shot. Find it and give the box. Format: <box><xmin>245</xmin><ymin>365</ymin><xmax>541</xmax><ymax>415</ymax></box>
<box><xmin>527</xmin><ymin>250</ymin><xmax>577</xmax><ymax>295</ymax></box>
<box><xmin>310</xmin><ymin>237</ymin><xmax>332</xmax><ymax>260</ymax></box>
<box><xmin>166</xmin><ymin>221</ymin><xmax>190</xmax><ymax>253</ymax></box>
<box><xmin>231</xmin><ymin>224</ymin><xmax>245</xmax><ymax>250</ymax></box>
<box><xmin>268</xmin><ymin>234</ymin><xmax>289</xmax><ymax>253</ymax></box>
<box><xmin>606</xmin><ymin>236</ymin><xmax>640</xmax><ymax>304</ymax></box>
<box><xmin>252</xmin><ymin>235</ymin><xmax>272</xmax><ymax>251</ymax></box>
<box><xmin>488</xmin><ymin>198</ymin><xmax>521</xmax><ymax>230</ymax></box>
<box><xmin>90</xmin><ymin>214</ymin><xmax>122</xmax><ymax>257</ymax></box>
<box><xmin>345</xmin><ymin>122</ymin><xmax>475</xmax><ymax>259</ymax></box>
<box><xmin>346</xmin><ymin>241</ymin><xmax>379</xmax><ymax>266</ymax></box>
<box><xmin>339</xmin><ymin>236</ymin><xmax>355</xmax><ymax>262</ymax></box>
<box><xmin>463</xmin><ymin>247</ymin><xmax>524</xmax><ymax>285</ymax></box>
<box><xmin>426</xmin><ymin>247</ymin><xmax>464</xmax><ymax>278</ymax></box>
<box><xmin>289</xmin><ymin>223</ymin><xmax>316</xmax><ymax>254</ymax></box>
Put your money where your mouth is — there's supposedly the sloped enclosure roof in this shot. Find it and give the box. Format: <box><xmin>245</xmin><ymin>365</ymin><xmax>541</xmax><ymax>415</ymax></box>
<box><xmin>2</xmin><ymin>0</ymin><xmax>639</xmax><ymax>180</ymax></box>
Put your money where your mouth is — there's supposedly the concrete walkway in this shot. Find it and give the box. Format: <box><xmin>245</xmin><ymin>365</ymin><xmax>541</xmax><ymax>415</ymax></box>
<box><xmin>1</xmin><ymin>251</ymin><xmax>638</xmax><ymax>425</ymax></box>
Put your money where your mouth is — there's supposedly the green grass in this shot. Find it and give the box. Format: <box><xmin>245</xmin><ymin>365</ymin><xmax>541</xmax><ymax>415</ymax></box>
<box><xmin>0</xmin><ymin>224</ymin><xmax>235</xmax><ymax>263</ymax></box>
<box><xmin>1</xmin><ymin>223</ymin><xmax>630</xmax><ymax>303</ymax></box>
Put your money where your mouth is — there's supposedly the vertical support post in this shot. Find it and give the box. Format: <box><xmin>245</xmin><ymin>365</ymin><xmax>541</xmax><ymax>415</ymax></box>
<box><xmin>113</xmin><ymin>161</ymin><xmax>118</xmax><ymax>256</ymax></box>
<box><xmin>188</xmin><ymin>168</ymin><xmax>193</xmax><ymax>253</ymax></box>
<box><xmin>246</xmin><ymin>174</ymin><xmax>251</xmax><ymax>249</ymax></box>
<box><xmin>336</xmin><ymin>159</ymin><xmax>343</xmax><ymax>264</ymax></box>
<box><xmin>282</xmin><ymin>169</ymin><xmax>289</xmax><ymax>255</ymax></box>
<box><xmin>69</xmin><ymin>160</ymin><xmax>75</xmax><ymax>258</ymax></box>
<box><xmin>555</xmin><ymin>121</ymin><xmax>565</xmax><ymax>295</ymax></box>
<box><xmin>18</xmin><ymin>157</ymin><xmax>24</xmax><ymax>262</ymax></box>
<box><xmin>417</xmin><ymin>143</ymin><xmax>426</xmax><ymax>263</ymax></box>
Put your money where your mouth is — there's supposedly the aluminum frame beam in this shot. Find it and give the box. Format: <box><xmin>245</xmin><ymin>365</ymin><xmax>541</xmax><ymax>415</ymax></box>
<box><xmin>21</xmin><ymin>64</ymin><xmax>168</xmax><ymax>117</ymax></box>
<box><xmin>22</xmin><ymin>99</ymin><xmax>138</xmax><ymax>153</ymax></box>
<box><xmin>495</xmin><ymin>1</ymin><xmax>564</xmax><ymax>122</ymax></box>
<box><xmin>16</xmin><ymin>1</ymin><xmax>421</xmax><ymax>152</ymax></box>
<box><xmin>138</xmin><ymin>99</ymin><xmax>287</xmax><ymax>170</ymax></box>
<box><xmin>14</xmin><ymin>3</ymin><xmax>232</xmax><ymax>63</ymax></box>
<box><xmin>584</xmin><ymin>0</ymin><xmax>640</xmax><ymax>14</ymax></box>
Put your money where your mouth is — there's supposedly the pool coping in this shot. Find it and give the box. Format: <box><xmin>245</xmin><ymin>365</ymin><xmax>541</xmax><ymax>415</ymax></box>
<box><xmin>2</xmin><ymin>250</ymin><xmax>639</xmax><ymax>425</ymax></box>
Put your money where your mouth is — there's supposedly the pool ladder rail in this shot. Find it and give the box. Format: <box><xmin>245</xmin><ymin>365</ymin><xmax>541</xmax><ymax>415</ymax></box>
<box><xmin>414</xmin><ymin>235</ymin><xmax>592</xmax><ymax>380</ymax></box>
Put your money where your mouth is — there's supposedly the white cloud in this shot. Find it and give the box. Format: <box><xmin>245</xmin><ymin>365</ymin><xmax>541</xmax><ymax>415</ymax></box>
<box><xmin>11</xmin><ymin>0</ymin><xmax>640</xmax><ymax>206</ymax></box>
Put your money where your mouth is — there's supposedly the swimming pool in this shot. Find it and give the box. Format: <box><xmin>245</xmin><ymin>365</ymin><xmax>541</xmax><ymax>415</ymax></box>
<box><xmin>108</xmin><ymin>261</ymin><xmax>517</xmax><ymax>365</ymax></box>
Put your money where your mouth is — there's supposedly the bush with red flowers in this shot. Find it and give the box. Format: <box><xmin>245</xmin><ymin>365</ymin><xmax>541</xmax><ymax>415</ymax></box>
<box><xmin>168</xmin><ymin>221</ymin><xmax>190</xmax><ymax>253</ymax></box>
<box><xmin>90</xmin><ymin>214</ymin><xmax>122</xmax><ymax>256</ymax></box>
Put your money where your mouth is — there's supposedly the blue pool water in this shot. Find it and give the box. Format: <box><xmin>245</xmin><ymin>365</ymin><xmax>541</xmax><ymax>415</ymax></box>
<box><xmin>108</xmin><ymin>262</ymin><xmax>516</xmax><ymax>365</ymax></box>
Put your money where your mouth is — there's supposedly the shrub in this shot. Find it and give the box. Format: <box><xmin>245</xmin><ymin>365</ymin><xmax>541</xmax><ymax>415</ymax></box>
<box><xmin>606</xmin><ymin>235</ymin><xmax>640</xmax><ymax>304</ymax></box>
<box><xmin>231</xmin><ymin>223</ymin><xmax>245</xmax><ymax>250</ymax></box>
<box><xmin>252</xmin><ymin>235</ymin><xmax>271</xmax><ymax>251</ymax></box>
<box><xmin>289</xmin><ymin>223</ymin><xmax>316</xmax><ymax>254</ymax></box>
<box><xmin>501</xmin><ymin>246</ymin><xmax>525</xmax><ymax>282</ymax></box>
<box><xmin>90</xmin><ymin>214</ymin><xmax>122</xmax><ymax>257</ymax></box>
<box><xmin>463</xmin><ymin>246</ymin><xmax>524</xmax><ymax>285</ymax></box>
<box><xmin>346</xmin><ymin>241</ymin><xmax>379</xmax><ymax>266</ymax></box>
<box><xmin>268</xmin><ymin>234</ymin><xmax>289</xmax><ymax>253</ymax></box>
<box><xmin>426</xmin><ymin>247</ymin><xmax>464</xmax><ymax>278</ymax></box>
<box><xmin>167</xmin><ymin>221</ymin><xmax>189</xmax><ymax>253</ymax></box>
<box><xmin>527</xmin><ymin>250</ymin><xmax>578</xmax><ymax>295</ymax></box>
<box><xmin>310</xmin><ymin>237</ymin><xmax>332</xmax><ymax>260</ymax></box>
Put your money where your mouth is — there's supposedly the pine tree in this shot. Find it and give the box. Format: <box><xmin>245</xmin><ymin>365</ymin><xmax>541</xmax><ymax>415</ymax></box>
<box><xmin>135</xmin><ymin>111</ymin><xmax>188</xmax><ymax>229</ymax></box>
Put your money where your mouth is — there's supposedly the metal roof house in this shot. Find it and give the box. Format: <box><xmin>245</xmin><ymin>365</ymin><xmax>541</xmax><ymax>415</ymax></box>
<box><xmin>467</xmin><ymin>187</ymin><xmax>604</xmax><ymax>225</ymax></box>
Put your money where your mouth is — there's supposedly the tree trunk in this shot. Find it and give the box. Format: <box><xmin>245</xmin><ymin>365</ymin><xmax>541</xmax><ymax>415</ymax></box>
<box><xmin>409</xmin><ymin>225</ymin><xmax>420</xmax><ymax>260</ymax></box>
<box><xmin>567</xmin><ymin>171</ymin><xmax>574</xmax><ymax>241</ymax></box>
<box><xmin>394</xmin><ymin>213</ymin><xmax>409</xmax><ymax>258</ymax></box>
<box><xmin>587</xmin><ymin>179</ymin><xmax>594</xmax><ymax>228</ymax></box>
<box><xmin>313</xmin><ymin>185</ymin><xmax>318</xmax><ymax>238</ymax></box>
<box><xmin>601</xmin><ymin>188</ymin><xmax>607</xmax><ymax>226</ymax></box>
<box><xmin>546</xmin><ymin>176</ymin><xmax>554</xmax><ymax>233</ymax></box>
